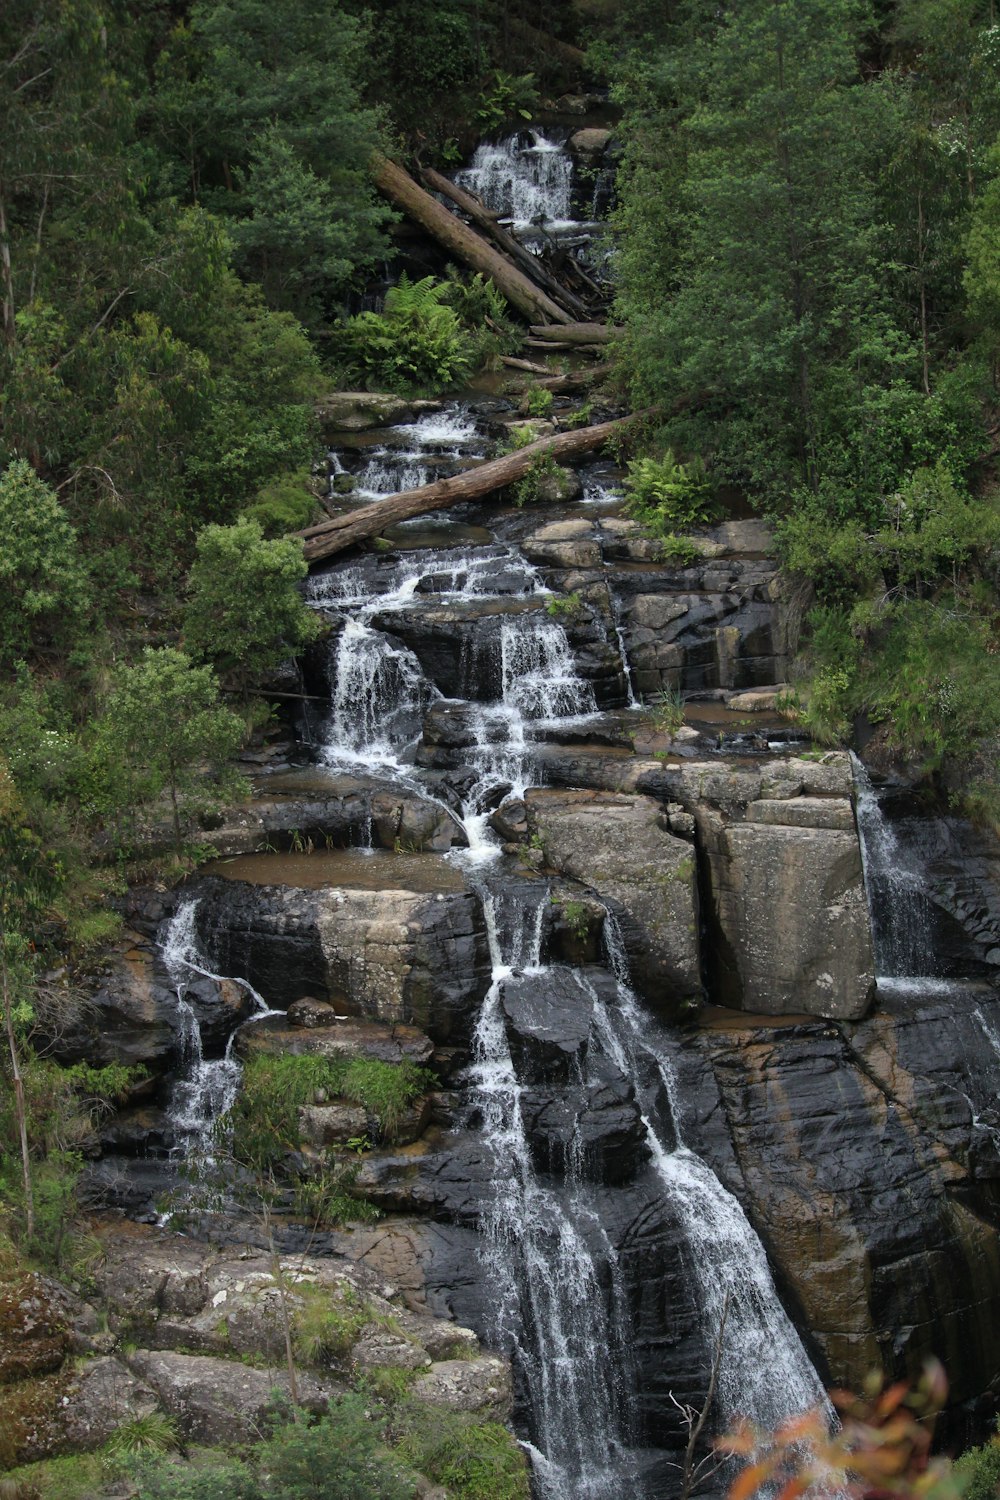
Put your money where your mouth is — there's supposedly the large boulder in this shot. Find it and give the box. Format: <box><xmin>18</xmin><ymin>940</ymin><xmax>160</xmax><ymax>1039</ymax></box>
<box><xmin>637</xmin><ymin>755</ymin><xmax>875</xmax><ymax>1020</ymax></box>
<box><xmin>54</xmin><ymin>937</ymin><xmax>250</xmax><ymax>1068</ymax></box>
<box><xmin>128</xmin><ymin>1350</ymin><xmax>338</xmax><ymax>1443</ymax></box>
<box><xmin>315</xmin><ymin>392</ymin><xmax>439</xmax><ymax>433</ymax></box>
<box><xmin>524</xmin><ymin>789</ymin><xmax>701</xmax><ymax>1017</ymax></box>
<box><xmin>188</xmin><ymin>875</ymin><xmax>491</xmax><ymax>1044</ymax></box>
<box><xmin>700</xmin><ymin>999</ymin><xmax>1000</xmax><ymax>1405</ymax></box>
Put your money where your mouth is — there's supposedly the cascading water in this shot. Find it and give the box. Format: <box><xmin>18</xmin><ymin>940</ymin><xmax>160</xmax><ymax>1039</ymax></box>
<box><xmin>160</xmin><ymin>900</ymin><xmax>272</xmax><ymax>1158</ymax></box>
<box><xmin>469</xmin><ymin>885</ymin><xmax>634</xmax><ymax>1500</ymax></box>
<box><xmin>594</xmin><ymin>918</ymin><xmax>829</xmax><ymax>1434</ymax></box>
<box><xmin>851</xmin><ymin>754</ymin><xmax>942</xmax><ymax>985</ymax></box>
<box><xmin>321</xmin><ymin>619</ymin><xmax>430</xmax><ymax>768</ymax></box>
<box><xmin>456</xmin><ymin>129</ymin><xmax>574</xmax><ymax>229</ymax></box>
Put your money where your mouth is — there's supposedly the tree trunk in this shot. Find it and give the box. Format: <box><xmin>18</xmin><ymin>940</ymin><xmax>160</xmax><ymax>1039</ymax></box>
<box><xmin>528</xmin><ymin>321</ymin><xmax>620</xmax><ymax>345</ymax></box>
<box><xmin>1</xmin><ymin>945</ymin><xmax>34</xmax><ymax>1244</ymax></box>
<box><xmin>419</xmin><ymin>165</ymin><xmax>591</xmax><ymax>321</ymax></box>
<box><xmin>371</xmin><ymin>154</ymin><xmax>571</xmax><ymax>326</ymax></box>
<box><xmin>0</xmin><ymin>190</ymin><xmax>17</xmax><ymax>349</ymax></box>
<box><xmin>298</xmin><ymin>411</ymin><xmax>646</xmax><ymax>565</ymax></box>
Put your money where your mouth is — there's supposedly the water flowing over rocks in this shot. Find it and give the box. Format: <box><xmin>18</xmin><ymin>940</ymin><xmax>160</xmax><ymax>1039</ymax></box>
<box><xmin>63</xmin><ymin>122</ymin><xmax>1000</xmax><ymax>1497</ymax></box>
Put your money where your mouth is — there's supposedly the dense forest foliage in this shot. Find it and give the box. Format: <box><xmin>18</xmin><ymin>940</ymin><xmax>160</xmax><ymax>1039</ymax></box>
<box><xmin>2</xmin><ymin>0</ymin><xmax>1000</xmax><ymax>1266</ymax></box>
<box><xmin>608</xmin><ymin>0</ymin><xmax>1000</xmax><ymax>801</ymax></box>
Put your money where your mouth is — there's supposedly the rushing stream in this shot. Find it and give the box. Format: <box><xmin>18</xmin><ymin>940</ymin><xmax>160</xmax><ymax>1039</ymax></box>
<box><xmin>296</xmin><ymin>381</ymin><xmax>827</xmax><ymax>1490</ymax></box>
<box><xmin>139</xmin><ymin>125</ymin><xmax>832</xmax><ymax>1496</ymax></box>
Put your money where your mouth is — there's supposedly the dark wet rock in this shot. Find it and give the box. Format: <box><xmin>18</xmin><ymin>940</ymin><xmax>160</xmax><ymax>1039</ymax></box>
<box><xmin>52</xmin><ymin>938</ymin><xmax>250</xmax><ymax>1070</ymax></box>
<box><xmin>518</xmin><ymin>1073</ymin><xmax>648</xmax><ymax>1183</ymax></box>
<box><xmin>192</xmin><ymin>776</ymin><xmax>467</xmax><ymax>858</ymax></box>
<box><xmin>499</xmin><ymin>967</ymin><xmax>608</xmax><ymax>1081</ymax></box>
<box><xmin>490</xmin><ymin>797</ymin><xmax>529</xmax><ymax>842</ymax></box>
<box><xmin>700</xmin><ymin>1006</ymin><xmax>1000</xmax><ymax>1402</ymax></box>
<box><xmin>189</xmin><ymin>878</ymin><xmax>490</xmax><ymax>1045</ymax></box>
<box><xmin>98</xmin><ymin>1105</ymin><xmax>175</xmax><ymax>1155</ymax></box>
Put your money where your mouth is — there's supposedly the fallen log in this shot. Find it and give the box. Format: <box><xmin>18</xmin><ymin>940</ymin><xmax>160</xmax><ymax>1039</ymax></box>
<box><xmin>529</xmin><ymin>321</ymin><xmax>622</xmax><ymax>345</ymax></box>
<box><xmin>371</xmin><ymin>153</ymin><xmax>571</xmax><ymax>326</ymax></box>
<box><xmin>502</xmin><ymin>356</ymin><xmax>554</xmax><ymax>375</ymax></box>
<box><xmin>536</xmin><ymin>363</ymin><xmax>614</xmax><ymax>394</ymax></box>
<box><xmin>297</xmin><ymin>411</ymin><xmax>647</xmax><ymax>565</ymax></box>
<box><xmin>419</xmin><ymin>166</ymin><xmax>592</xmax><ymax>322</ymax></box>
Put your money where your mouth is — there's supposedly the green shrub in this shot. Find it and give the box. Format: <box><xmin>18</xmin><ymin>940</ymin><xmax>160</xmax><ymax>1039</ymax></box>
<box><xmin>338</xmin><ymin>275</ymin><xmax>472</xmax><ymax>394</ymax></box>
<box><xmin>954</xmin><ymin>1432</ymin><xmax>1000</xmax><ymax>1500</ymax></box>
<box><xmin>648</xmin><ymin>687</ymin><xmax>685</xmax><ymax>735</ymax></box>
<box><xmin>183</xmin><ymin>518</ymin><xmax>319</xmax><ymax>690</ymax></box>
<box><xmin>544</xmin><ymin>592</ymin><xmax>583</xmax><ymax>620</ymax></box>
<box><xmin>624</xmin><ymin>450</ymin><xmax>716</xmax><ymax>534</ymax></box>
<box><xmin>524</xmin><ymin>386</ymin><xmax>554</xmax><ymax>418</ymax></box>
<box><xmin>391</xmin><ymin>1404</ymin><xmax>530</xmax><ymax>1500</ymax></box>
<box><xmin>244</xmin><ymin>470</ymin><xmax>318</xmax><ymax>536</ymax></box>
<box><xmin>264</xmin><ymin>1401</ymin><xmax>412</xmax><ymax>1500</ymax></box>
<box><xmin>224</xmin><ymin>1053</ymin><xmax>436</xmax><ymax>1172</ymax></box>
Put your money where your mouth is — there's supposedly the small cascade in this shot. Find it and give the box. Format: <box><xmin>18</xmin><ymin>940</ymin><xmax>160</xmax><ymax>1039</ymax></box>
<box><xmin>469</xmin><ymin>883</ymin><xmax>635</xmax><ymax>1500</ymax></box>
<box><xmin>327</xmin><ymin>400</ymin><xmax>485</xmax><ymax>505</ymax></box>
<box><xmin>851</xmin><ymin>754</ymin><xmax>941</xmax><ymax>983</ymax></box>
<box><xmin>595</xmin><ymin>917</ymin><xmax>829</xmax><ymax>1434</ymax></box>
<box><xmin>320</xmin><ymin>619</ymin><xmax>430</xmax><ymax>769</ymax></box>
<box><xmin>353</xmin><ymin>450</ymin><xmax>430</xmax><ymax>502</ymax></box>
<box><xmin>501</xmin><ymin>617</ymin><xmax>597</xmax><ymax>722</ymax></box>
<box><xmin>160</xmin><ymin>901</ymin><xmax>272</xmax><ymax>1158</ymax></box>
<box><xmin>456</xmin><ymin>129</ymin><xmax>574</xmax><ymax>229</ymax></box>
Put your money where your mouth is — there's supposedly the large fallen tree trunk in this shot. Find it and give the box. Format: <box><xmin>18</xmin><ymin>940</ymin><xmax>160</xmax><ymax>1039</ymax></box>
<box><xmin>500</xmin><ymin>358</ymin><xmax>614</xmax><ymax>393</ymax></box>
<box><xmin>529</xmin><ymin>321</ymin><xmax>621</xmax><ymax>345</ymax></box>
<box><xmin>371</xmin><ymin>153</ymin><xmax>571</xmax><ymax>326</ymax></box>
<box><xmin>298</xmin><ymin>411</ymin><xmax>646</xmax><ymax>565</ymax></box>
<box><xmin>419</xmin><ymin>165</ymin><xmax>592</xmax><ymax>322</ymax></box>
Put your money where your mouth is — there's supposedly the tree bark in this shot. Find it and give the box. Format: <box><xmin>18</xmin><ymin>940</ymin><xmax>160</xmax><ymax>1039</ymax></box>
<box><xmin>419</xmin><ymin>165</ymin><xmax>591</xmax><ymax>321</ymax></box>
<box><xmin>298</xmin><ymin>411</ymin><xmax>646</xmax><ymax>565</ymax></box>
<box><xmin>371</xmin><ymin>153</ymin><xmax>571</xmax><ymax>326</ymax></box>
<box><xmin>528</xmin><ymin>321</ymin><xmax>620</xmax><ymax>345</ymax></box>
<box><xmin>1</xmin><ymin>945</ymin><xmax>34</xmax><ymax>1244</ymax></box>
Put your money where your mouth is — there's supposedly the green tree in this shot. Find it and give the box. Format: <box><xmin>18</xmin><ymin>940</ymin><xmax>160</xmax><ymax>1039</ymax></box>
<box><xmin>155</xmin><ymin>0</ymin><xmax>390</xmax><ymax>324</ymax></box>
<box><xmin>91</xmin><ymin>648</ymin><xmax>245</xmax><ymax>850</ymax></box>
<box><xmin>183</xmin><ymin>519</ymin><xmax>319</xmax><ymax>690</ymax></box>
<box><xmin>0</xmin><ymin>459</ymin><xmax>90</xmax><ymax>664</ymax></box>
<box><xmin>614</xmin><ymin>0</ymin><xmax>926</xmax><ymax>507</ymax></box>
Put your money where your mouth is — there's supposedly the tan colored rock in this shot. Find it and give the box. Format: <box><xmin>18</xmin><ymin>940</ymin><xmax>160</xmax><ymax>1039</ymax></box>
<box><xmin>746</xmin><ymin>796</ymin><xmax>856</xmax><ymax>831</ymax></box>
<box><xmin>411</xmin><ymin>1356</ymin><xmax>513</xmax><ymax>1420</ymax></box>
<box><xmin>315</xmin><ymin>392</ymin><xmax>439</xmax><ymax>433</ymax></box>
<box><xmin>522</xmin><ymin>518</ymin><xmax>601</xmax><ymax>569</ymax></box>
<box><xmin>569</xmin><ymin>127</ymin><xmax>613</xmax><ymax>158</ymax></box>
<box><xmin>525</xmin><ymin>788</ymin><xmax>701</xmax><ymax>1015</ymax></box>
<box><xmin>725</xmin><ymin>686</ymin><xmax>791</xmax><ymax>712</ymax></box>
<box><xmin>712</xmin><ymin>821</ymin><xmax>874</xmax><ymax>1017</ymax></box>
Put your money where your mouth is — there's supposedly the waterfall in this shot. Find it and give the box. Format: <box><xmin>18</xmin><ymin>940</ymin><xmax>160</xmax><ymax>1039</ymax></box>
<box><xmin>470</xmin><ymin>885</ymin><xmax>635</xmax><ymax>1500</ymax></box>
<box><xmin>851</xmin><ymin>754</ymin><xmax>940</xmax><ymax>983</ymax></box>
<box><xmin>160</xmin><ymin>900</ymin><xmax>273</xmax><ymax>1158</ymax></box>
<box><xmin>320</xmin><ymin>620</ymin><xmax>430</xmax><ymax>769</ymax></box>
<box><xmin>595</xmin><ymin>918</ymin><xmax>830</xmax><ymax>1433</ymax></box>
<box><xmin>455</xmin><ymin>130</ymin><xmax>574</xmax><ymax>229</ymax></box>
<box><xmin>501</xmin><ymin>618</ymin><xmax>597</xmax><ymax>722</ymax></box>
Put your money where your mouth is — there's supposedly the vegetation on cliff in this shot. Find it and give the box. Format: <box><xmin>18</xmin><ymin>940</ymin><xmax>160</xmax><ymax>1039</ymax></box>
<box><xmin>606</xmin><ymin>0</ymin><xmax>1000</xmax><ymax>800</ymax></box>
